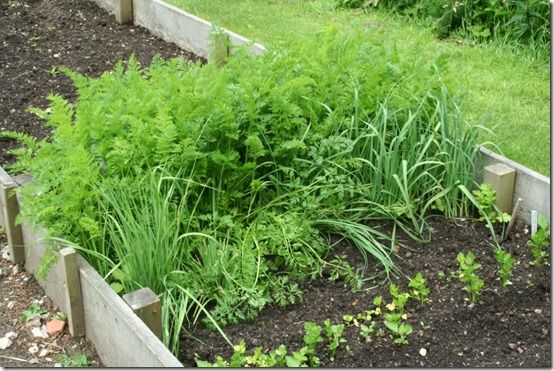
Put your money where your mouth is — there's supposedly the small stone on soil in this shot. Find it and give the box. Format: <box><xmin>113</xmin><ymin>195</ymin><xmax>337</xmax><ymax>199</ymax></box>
<box><xmin>31</xmin><ymin>325</ymin><xmax>49</xmax><ymax>339</ymax></box>
<box><xmin>0</xmin><ymin>336</ymin><xmax>13</xmax><ymax>350</ymax></box>
<box><xmin>28</xmin><ymin>344</ymin><xmax>39</xmax><ymax>354</ymax></box>
<box><xmin>419</xmin><ymin>348</ymin><xmax>427</xmax><ymax>357</ymax></box>
<box><xmin>508</xmin><ymin>343</ymin><xmax>517</xmax><ymax>350</ymax></box>
<box><xmin>38</xmin><ymin>348</ymin><xmax>49</xmax><ymax>357</ymax></box>
<box><xmin>1</xmin><ymin>246</ymin><xmax>10</xmax><ymax>260</ymax></box>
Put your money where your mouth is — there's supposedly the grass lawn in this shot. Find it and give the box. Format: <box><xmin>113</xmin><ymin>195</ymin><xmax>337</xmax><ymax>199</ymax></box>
<box><xmin>167</xmin><ymin>0</ymin><xmax>550</xmax><ymax>176</ymax></box>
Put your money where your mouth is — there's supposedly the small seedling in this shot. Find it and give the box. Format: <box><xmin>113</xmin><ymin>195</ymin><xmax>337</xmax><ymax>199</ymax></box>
<box><xmin>323</xmin><ymin>319</ymin><xmax>347</xmax><ymax>361</ymax></box>
<box><xmin>342</xmin><ymin>314</ymin><xmax>354</xmax><ymax>326</ymax></box>
<box><xmin>457</xmin><ymin>251</ymin><xmax>485</xmax><ymax>303</ymax></box>
<box><xmin>245</xmin><ymin>345</ymin><xmax>287</xmax><ymax>367</ymax></box>
<box><xmin>359</xmin><ymin>321</ymin><xmax>375</xmax><ymax>343</ymax></box>
<box><xmin>383</xmin><ymin>312</ymin><xmax>413</xmax><ymax>345</ymax></box>
<box><xmin>197</xmin><ymin>341</ymin><xmax>288</xmax><ymax>367</ymax></box>
<box><xmin>58</xmin><ymin>354</ymin><xmax>89</xmax><ymax>367</ymax></box>
<box><xmin>494</xmin><ymin>247</ymin><xmax>515</xmax><ymax>287</ymax></box>
<box><xmin>356</xmin><ymin>309</ymin><xmax>374</xmax><ymax>322</ymax></box>
<box><xmin>408</xmin><ymin>272</ymin><xmax>430</xmax><ymax>305</ymax></box>
<box><xmin>528</xmin><ymin>214</ymin><xmax>550</xmax><ymax>266</ymax></box>
<box><xmin>285</xmin><ymin>348</ymin><xmax>309</xmax><ymax>367</ymax></box>
<box><xmin>419</xmin><ymin>321</ymin><xmax>431</xmax><ymax>330</ymax></box>
<box><xmin>388</xmin><ymin>283</ymin><xmax>410</xmax><ymax>314</ymax></box>
<box><xmin>372</xmin><ymin>295</ymin><xmax>383</xmax><ymax>315</ymax></box>
<box><xmin>302</xmin><ymin>322</ymin><xmax>323</xmax><ymax>367</ymax></box>
<box><xmin>20</xmin><ymin>303</ymin><xmax>47</xmax><ymax>322</ymax></box>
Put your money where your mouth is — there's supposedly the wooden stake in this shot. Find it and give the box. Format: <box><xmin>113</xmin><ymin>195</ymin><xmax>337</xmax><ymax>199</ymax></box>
<box><xmin>502</xmin><ymin>198</ymin><xmax>522</xmax><ymax>243</ymax></box>
<box><xmin>123</xmin><ymin>288</ymin><xmax>163</xmax><ymax>340</ymax></box>
<box><xmin>60</xmin><ymin>247</ymin><xmax>86</xmax><ymax>337</ymax></box>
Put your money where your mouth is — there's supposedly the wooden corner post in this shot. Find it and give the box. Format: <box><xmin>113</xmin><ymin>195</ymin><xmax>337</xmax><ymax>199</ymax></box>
<box><xmin>0</xmin><ymin>175</ymin><xmax>25</xmax><ymax>264</ymax></box>
<box><xmin>60</xmin><ymin>247</ymin><xmax>86</xmax><ymax>337</ymax></box>
<box><xmin>123</xmin><ymin>288</ymin><xmax>163</xmax><ymax>340</ymax></box>
<box><xmin>115</xmin><ymin>0</ymin><xmax>133</xmax><ymax>24</ymax></box>
<box><xmin>483</xmin><ymin>163</ymin><xmax>516</xmax><ymax>214</ymax></box>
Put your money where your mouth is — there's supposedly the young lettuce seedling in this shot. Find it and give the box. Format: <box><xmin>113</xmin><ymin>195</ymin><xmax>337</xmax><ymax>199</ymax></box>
<box><xmin>456</xmin><ymin>251</ymin><xmax>485</xmax><ymax>303</ymax></box>
<box><xmin>494</xmin><ymin>247</ymin><xmax>515</xmax><ymax>287</ymax></box>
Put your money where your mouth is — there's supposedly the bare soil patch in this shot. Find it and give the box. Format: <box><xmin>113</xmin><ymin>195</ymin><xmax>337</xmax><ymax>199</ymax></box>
<box><xmin>0</xmin><ymin>0</ymin><xmax>201</xmax><ymax>166</ymax></box>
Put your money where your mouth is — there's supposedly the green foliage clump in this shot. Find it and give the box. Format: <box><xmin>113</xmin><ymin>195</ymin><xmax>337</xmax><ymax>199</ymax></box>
<box><xmin>58</xmin><ymin>354</ymin><xmax>89</xmax><ymax>368</ymax></box>
<box><xmin>338</xmin><ymin>0</ymin><xmax>550</xmax><ymax>51</ymax></box>
<box><xmin>6</xmin><ymin>27</ymin><xmax>482</xmax><ymax>355</ymax></box>
<box><xmin>472</xmin><ymin>183</ymin><xmax>511</xmax><ymax>223</ymax></box>
<box><xmin>20</xmin><ymin>303</ymin><xmax>47</xmax><ymax>322</ymax></box>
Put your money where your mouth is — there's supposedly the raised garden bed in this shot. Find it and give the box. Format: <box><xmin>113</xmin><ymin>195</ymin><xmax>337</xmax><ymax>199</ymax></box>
<box><xmin>0</xmin><ymin>0</ymin><xmax>550</xmax><ymax>368</ymax></box>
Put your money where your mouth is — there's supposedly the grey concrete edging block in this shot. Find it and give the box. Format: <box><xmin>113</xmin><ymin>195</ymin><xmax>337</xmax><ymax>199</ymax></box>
<box><xmin>132</xmin><ymin>0</ymin><xmax>265</xmax><ymax>59</ymax></box>
<box><xmin>476</xmin><ymin>146</ymin><xmax>550</xmax><ymax>224</ymax></box>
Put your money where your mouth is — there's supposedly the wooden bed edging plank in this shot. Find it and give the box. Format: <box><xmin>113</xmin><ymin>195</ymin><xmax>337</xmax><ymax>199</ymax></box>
<box><xmin>77</xmin><ymin>255</ymin><xmax>182</xmax><ymax>367</ymax></box>
<box><xmin>476</xmin><ymin>147</ymin><xmax>550</xmax><ymax>224</ymax></box>
<box><xmin>92</xmin><ymin>0</ymin><xmax>265</xmax><ymax>59</ymax></box>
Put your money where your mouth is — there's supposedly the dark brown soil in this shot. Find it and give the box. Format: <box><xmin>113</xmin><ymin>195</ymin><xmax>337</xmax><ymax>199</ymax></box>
<box><xmin>0</xmin><ymin>233</ymin><xmax>103</xmax><ymax>367</ymax></box>
<box><xmin>0</xmin><ymin>0</ymin><xmax>201</xmax><ymax>166</ymax></box>
<box><xmin>180</xmin><ymin>218</ymin><xmax>551</xmax><ymax>367</ymax></box>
